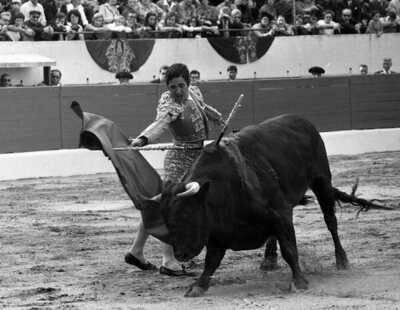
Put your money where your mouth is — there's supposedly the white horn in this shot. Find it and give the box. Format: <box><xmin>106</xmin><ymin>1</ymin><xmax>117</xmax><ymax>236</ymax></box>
<box><xmin>150</xmin><ymin>193</ymin><xmax>162</xmax><ymax>202</ymax></box>
<box><xmin>177</xmin><ymin>182</ymin><xmax>200</xmax><ymax>197</ymax></box>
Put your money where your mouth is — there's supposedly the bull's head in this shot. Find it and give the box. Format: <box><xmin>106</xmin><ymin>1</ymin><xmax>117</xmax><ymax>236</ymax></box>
<box><xmin>160</xmin><ymin>180</ymin><xmax>211</xmax><ymax>262</ymax></box>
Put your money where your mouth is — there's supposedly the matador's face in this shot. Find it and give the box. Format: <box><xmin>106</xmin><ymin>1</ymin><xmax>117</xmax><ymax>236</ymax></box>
<box><xmin>168</xmin><ymin>76</ymin><xmax>189</xmax><ymax>104</ymax></box>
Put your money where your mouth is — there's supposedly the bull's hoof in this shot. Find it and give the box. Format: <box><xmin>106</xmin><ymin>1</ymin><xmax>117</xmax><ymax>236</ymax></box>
<box><xmin>260</xmin><ymin>257</ymin><xmax>280</xmax><ymax>271</ymax></box>
<box><xmin>289</xmin><ymin>277</ymin><xmax>308</xmax><ymax>292</ymax></box>
<box><xmin>184</xmin><ymin>285</ymin><xmax>206</xmax><ymax>297</ymax></box>
<box><xmin>336</xmin><ymin>259</ymin><xmax>350</xmax><ymax>270</ymax></box>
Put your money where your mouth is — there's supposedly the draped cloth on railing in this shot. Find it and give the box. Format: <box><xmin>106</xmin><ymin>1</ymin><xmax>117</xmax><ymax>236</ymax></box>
<box><xmin>71</xmin><ymin>102</ymin><xmax>170</xmax><ymax>243</ymax></box>
<box><xmin>207</xmin><ymin>35</ymin><xmax>274</xmax><ymax>64</ymax></box>
<box><xmin>85</xmin><ymin>38</ymin><xmax>155</xmax><ymax>73</ymax></box>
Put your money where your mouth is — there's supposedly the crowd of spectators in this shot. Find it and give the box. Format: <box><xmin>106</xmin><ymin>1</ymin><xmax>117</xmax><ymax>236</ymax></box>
<box><xmin>0</xmin><ymin>0</ymin><xmax>399</xmax><ymax>40</ymax></box>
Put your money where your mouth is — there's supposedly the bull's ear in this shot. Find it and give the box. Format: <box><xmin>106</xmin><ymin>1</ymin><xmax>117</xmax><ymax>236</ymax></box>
<box><xmin>195</xmin><ymin>181</ymin><xmax>210</xmax><ymax>203</ymax></box>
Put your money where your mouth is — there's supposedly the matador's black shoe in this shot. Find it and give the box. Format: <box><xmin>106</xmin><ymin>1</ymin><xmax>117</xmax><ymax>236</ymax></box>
<box><xmin>124</xmin><ymin>252</ymin><xmax>157</xmax><ymax>271</ymax></box>
<box><xmin>159</xmin><ymin>265</ymin><xmax>197</xmax><ymax>277</ymax></box>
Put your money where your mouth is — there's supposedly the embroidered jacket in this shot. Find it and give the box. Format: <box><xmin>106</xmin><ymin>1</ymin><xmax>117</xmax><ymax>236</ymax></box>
<box><xmin>138</xmin><ymin>85</ymin><xmax>223</xmax><ymax>144</ymax></box>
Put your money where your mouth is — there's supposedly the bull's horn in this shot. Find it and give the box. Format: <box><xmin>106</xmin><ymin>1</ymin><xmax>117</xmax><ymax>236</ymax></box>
<box><xmin>177</xmin><ymin>182</ymin><xmax>200</xmax><ymax>197</ymax></box>
<box><xmin>151</xmin><ymin>193</ymin><xmax>162</xmax><ymax>202</ymax></box>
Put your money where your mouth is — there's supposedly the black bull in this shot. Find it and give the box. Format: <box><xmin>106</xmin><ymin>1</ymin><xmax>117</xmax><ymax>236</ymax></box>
<box><xmin>72</xmin><ymin>104</ymin><xmax>385</xmax><ymax>298</ymax></box>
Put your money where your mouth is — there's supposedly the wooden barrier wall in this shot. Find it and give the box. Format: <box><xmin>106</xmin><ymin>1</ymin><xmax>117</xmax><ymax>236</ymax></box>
<box><xmin>1</xmin><ymin>75</ymin><xmax>399</xmax><ymax>154</ymax></box>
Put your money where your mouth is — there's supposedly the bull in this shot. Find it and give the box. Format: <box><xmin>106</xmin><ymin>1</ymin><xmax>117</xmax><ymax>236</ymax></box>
<box><xmin>143</xmin><ymin>114</ymin><xmax>384</xmax><ymax>297</ymax></box>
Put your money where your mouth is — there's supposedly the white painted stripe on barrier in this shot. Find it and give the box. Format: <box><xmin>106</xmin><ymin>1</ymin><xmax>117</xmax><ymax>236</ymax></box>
<box><xmin>1</xmin><ymin>128</ymin><xmax>399</xmax><ymax>181</ymax></box>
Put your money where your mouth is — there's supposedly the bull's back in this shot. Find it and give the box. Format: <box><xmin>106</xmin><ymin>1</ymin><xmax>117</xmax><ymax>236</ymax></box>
<box><xmin>237</xmin><ymin>114</ymin><xmax>330</xmax><ymax>203</ymax></box>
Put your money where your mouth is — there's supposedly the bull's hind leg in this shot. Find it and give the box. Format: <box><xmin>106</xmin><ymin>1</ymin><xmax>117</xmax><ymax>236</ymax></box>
<box><xmin>311</xmin><ymin>177</ymin><xmax>349</xmax><ymax>269</ymax></box>
<box><xmin>260</xmin><ymin>236</ymin><xmax>280</xmax><ymax>270</ymax></box>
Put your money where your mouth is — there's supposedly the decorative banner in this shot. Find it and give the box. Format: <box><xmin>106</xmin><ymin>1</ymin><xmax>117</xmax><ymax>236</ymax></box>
<box><xmin>207</xmin><ymin>35</ymin><xmax>274</xmax><ymax>64</ymax></box>
<box><xmin>85</xmin><ymin>39</ymin><xmax>155</xmax><ymax>73</ymax></box>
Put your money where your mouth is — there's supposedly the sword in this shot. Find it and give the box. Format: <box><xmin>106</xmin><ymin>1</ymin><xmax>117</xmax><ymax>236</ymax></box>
<box><xmin>215</xmin><ymin>94</ymin><xmax>244</xmax><ymax>145</ymax></box>
<box><xmin>113</xmin><ymin>144</ymin><xmax>203</xmax><ymax>151</ymax></box>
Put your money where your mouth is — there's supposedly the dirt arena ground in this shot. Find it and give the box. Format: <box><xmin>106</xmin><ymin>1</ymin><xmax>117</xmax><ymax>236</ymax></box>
<box><xmin>1</xmin><ymin>151</ymin><xmax>399</xmax><ymax>310</ymax></box>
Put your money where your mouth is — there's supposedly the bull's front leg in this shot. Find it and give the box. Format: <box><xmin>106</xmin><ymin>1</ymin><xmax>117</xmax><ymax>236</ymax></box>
<box><xmin>276</xmin><ymin>217</ymin><xmax>308</xmax><ymax>291</ymax></box>
<box><xmin>185</xmin><ymin>247</ymin><xmax>226</xmax><ymax>297</ymax></box>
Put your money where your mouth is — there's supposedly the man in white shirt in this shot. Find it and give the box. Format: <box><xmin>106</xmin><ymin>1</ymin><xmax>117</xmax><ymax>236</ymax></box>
<box><xmin>20</xmin><ymin>0</ymin><xmax>46</xmax><ymax>26</ymax></box>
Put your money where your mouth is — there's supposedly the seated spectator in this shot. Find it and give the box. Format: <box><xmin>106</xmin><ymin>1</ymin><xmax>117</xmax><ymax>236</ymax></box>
<box><xmin>189</xmin><ymin>69</ymin><xmax>201</xmax><ymax>84</ymax></box>
<box><xmin>65</xmin><ymin>9</ymin><xmax>84</xmax><ymax>40</ymax></box>
<box><xmin>227</xmin><ymin>8</ymin><xmax>247</xmax><ymax>36</ymax></box>
<box><xmin>365</xmin><ymin>10</ymin><xmax>383</xmax><ymax>36</ymax></box>
<box><xmin>0</xmin><ymin>0</ymin><xmax>10</xmax><ymax>16</ymax></box>
<box><xmin>380</xmin><ymin>10</ymin><xmax>400</xmax><ymax>33</ymax></box>
<box><xmin>235</xmin><ymin>0</ymin><xmax>254</xmax><ymax>26</ymax></box>
<box><xmin>359</xmin><ymin>64</ymin><xmax>368</xmax><ymax>75</ymax></box>
<box><xmin>272</xmin><ymin>14</ymin><xmax>294</xmax><ymax>35</ymax></box>
<box><xmin>0</xmin><ymin>11</ymin><xmax>11</xmax><ymax>40</ymax></box>
<box><xmin>122</xmin><ymin>0</ymin><xmax>140</xmax><ymax>15</ymax></box>
<box><xmin>84</xmin><ymin>12</ymin><xmax>112</xmax><ymax>39</ymax></box>
<box><xmin>150</xmin><ymin>65</ymin><xmax>168</xmax><ymax>83</ymax></box>
<box><xmin>316</xmin><ymin>9</ymin><xmax>340</xmax><ymax>34</ymax></box>
<box><xmin>66</xmin><ymin>0</ymin><xmax>88</xmax><ymax>27</ymax></box>
<box><xmin>339</xmin><ymin>8</ymin><xmax>360</xmax><ymax>34</ymax></box>
<box><xmin>387</xmin><ymin>0</ymin><xmax>400</xmax><ymax>19</ymax></box>
<box><xmin>106</xmin><ymin>15</ymin><xmax>133</xmax><ymax>37</ymax></box>
<box><xmin>217</xmin><ymin>7</ymin><xmax>232</xmax><ymax>37</ymax></box>
<box><xmin>49</xmin><ymin>12</ymin><xmax>68</xmax><ymax>40</ymax></box>
<box><xmin>138</xmin><ymin>11</ymin><xmax>159</xmax><ymax>38</ymax></box>
<box><xmin>38</xmin><ymin>68</ymin><xmax>62</xmax><ymax>86</ymax></box>
<box><xmin>136</xmin><ymin>0</ymin><xmax>165</xmax><ymax>25</ymax></box>
<box><xmin>99</xmin><ymin>0</ymin><xmax>120</xmax><ymax>25</ymax></box>
<box><xmin>44</xmin><ymin>0</ymin><xmax>68</xmax><ymax>26</ymax></box>
<box><xmin>115</xmin><ymin>71</ymin><xmax>133</xmax><ymax>84</ymax></box>
<box><xmin>23</xmin><ymin>10</ymin><xmax>54</xmax><ymax>40</ymax></box>
<box><xmin>369</xmin><ymin>0</ymin><xmax>388</xmax><ymax>17</ymax></box>
<box><xmin>20</xmin><ymin>0</ymin><xmax>46</xmax><ymax>26</ymax></box>
<box><xmin>124</xmin><ymin>10</ymin><xmax>143</xmax><ymax>38</ymax></box>
<box><xmin>197</xmin><ymin>0</ymin><xmax>219</xmax><ymax>24</ymax></box>
<box><xmin>358</xmin><ymin>13</ymin><xmax>369</xmax><ymax>33</ymax></box>
<box><xmin>10</xmin><ymin>0</ymin><xmax>22</xmax><ymax>19</ymax></box>
<box><xmin>274</xmin><ymin>0</ymin><xmax>294</xmax><ymax>24</ymax></box>
<box><xmin>184</xmin><ymin>14</ymin><xmax>219</xmax><ymax>37</ymax></box>
<box><xmin>251</xmin><ymin>11</ymin><xmax>275</xmax><ymax>37</ymax></box>
<box><xmin>296</xmin><ymin>0</ymin><xmax>321</xmax><ymax>18</ymax></box>
<box><xmin>216</xmin><ymin>0</ymin><xmax>237</xmax><ymax>20</ymax></box>
<box><xmin>84</xmin><ymin>0</ymin><xmax>99</xmax><ymax>23</ymax></box>
<box><xmin>296</xmin><ymin>12</ymin><xmax>318</xmax><ymax>34</ymax></box>
<box><xmin>197</xmin><ymin>13</ymin><xmax>220</xmax><ymax>37</ymax></box>
<box><xmin>308</xmin><ymin>66</ymin><xmax>325</xmax><ymax>77</ymax></box>
<box><xmin>171</xmin><ymin>0</ymin><xmax>196</xmax><ymax>25</ymax></box>
<box><xmin>227</xmin><ymin>64</ymin><xmax>238</xmax><ymax>80</ymax></box>
<box><xmin>158</xmin><ymin>11</ymin><xmax>182</xmax><ymax>38</ymax></box>
<box><xmin>0</xmin><ymin>73</ymin><xmax>12</xmax><ymax>87</ymax></box>
<box><xmin>258</xmin><ymin>0</ymin><xmax>277</xmax><ymax>22</ymax></box>
<box><xmin>374</xmin><ymin>58</ymin><xmax>396</xmax><ymax>74</ymax></box>
<box><xmin>5</xmin><ymin>12</ymin><xmax>25</xmax><ymax>40</ymax></box>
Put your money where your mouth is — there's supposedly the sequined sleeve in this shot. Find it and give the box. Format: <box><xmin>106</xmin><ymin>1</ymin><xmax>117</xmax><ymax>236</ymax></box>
<box><xmin>137</xmin><ymin>91</ymin><xmax>183</xmax><ymax>144</ymax></box>
<box><xmin>190</xmin><ymin>85</ymin><xmax>223</xmax><ymax>124</ymax></box>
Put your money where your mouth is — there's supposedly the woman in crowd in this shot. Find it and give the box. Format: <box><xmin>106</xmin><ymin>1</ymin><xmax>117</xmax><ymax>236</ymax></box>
<box><xmin>99</xmin><ymin>0</ymin><xmax>120</xmax><ymax>25</ymax></box>
<box><xmin>158</xmin><ymin>11</ymin><xmax>183</xmax><ymax>38</ymax></box>
<box><xmin>316</xmin><ymin>9</ymin><xmax>340</xmax><ymax>34</ymax></box>
<box><xmin>66</xmin><ymin>9</ymin><xmax>84</xmax><ymax>40</ymax></box>
<box><xmin>84</xmin><ymin>12</ymin><xmax>112</xmax><ymax>39</ymax></box>
<box><xmin>251</xmin><ymin>11</ymin><xmax>275</xmax><ymax>37</ymax></box>
<box><xmin>49</xmin><ymin>12</ymin><xmax>69</xmax><ymax>40</ymax></box>
<box><xmin>365</xmin><ymin>10</ymin><xmax>383</xmax><ymax>36</ymax></box>
<box><xmin>273</xmin><ymin>14</ymin><xmax>294</xmax><ymax>35</ymax></box>
<box><xmin>138</xmin><ymin>11</ymin><xmax>159</xmax><ymax>38</ymax></box>
<box><xmin>136</xmin><ymin>0</ymin><xmax>165</xmax><ymax>24</ymax></box>
<box><xmin>197</xmin><ymin>0</ymin><xmax>219</xmax><ymax>24</ymax></box>
<box><xmin>67</xmin><ymin>0</ymin><xmax>89</xmax><ymax>26</ymax></box>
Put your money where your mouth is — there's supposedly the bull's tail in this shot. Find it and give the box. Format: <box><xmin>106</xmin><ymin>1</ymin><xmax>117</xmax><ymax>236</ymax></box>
<box><xmin>333</xmin><ymin>178</ymin><xmax>393</xmax><ymax>218</ymax></box>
